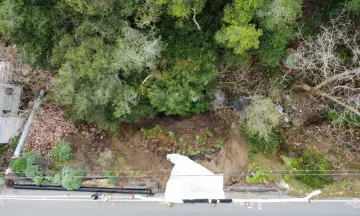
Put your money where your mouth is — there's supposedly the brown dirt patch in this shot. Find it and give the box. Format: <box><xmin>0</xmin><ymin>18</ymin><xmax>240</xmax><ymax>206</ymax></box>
<box><xmin>140</xmin><ymin>112</ymin><xmax>230</xmax><ymax>157</ymax></box>
<box><xmin>196</xmin><ymin>121</ymin><xmax>248</xmax><ymax>186</ymax></box>
<box><xmin>106</xmin><ymin>111</ymin><xmax>248</xmax><ymax>188</ymax></box>
<box><xmin>24</xmin><ymin>101</ymin><xmax>79</xmax><ymax>155</ymax></box>
<box><xmin>286</xmin><ymin>122</ymin><xmax>360</xmax><ymax>169</ymax></box>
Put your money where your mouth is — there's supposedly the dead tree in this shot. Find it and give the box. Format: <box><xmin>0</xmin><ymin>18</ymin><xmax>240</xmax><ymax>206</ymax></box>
<box><xmin>290</xmin><ymin>16</ymin><xmax>360</xmax><ymax>116</ymax></box>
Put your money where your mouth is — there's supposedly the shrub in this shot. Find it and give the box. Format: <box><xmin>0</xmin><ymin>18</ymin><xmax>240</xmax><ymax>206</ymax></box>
<box><xmin>52</xmin><ymin>142</ymin><xmax>72</xmax><ymax>162</ymax></box>
<box><xmin>244</xmin><ymin>96</ymin><xmax>282</xmax><ymax>140</ymax></box>
<box><xmin>24</xmin><ymin>152</ymin><xmax>37</xmax><ymax>166</ymax></box>
<box><xmin>104</xmin><ymin>171</ymin><xmax>118</xmax><ymax>186</ymax></box>
<box><xmin>282</xmin><ymin>150</ymin><xmax>333</xmax><ymax>189</ymax></box>
<box><xmin>283</xmin><ymin>175</ymin><xmax>291</xmax><ymax>183</ymax></box>
<box><xmin>246</xmin><ymin>164</ymin><xmax>272</xmax><ymax>184</ymax></box>
<box><xmin>8</xmin><ymin>137</ymin><xmax>19</xmax><ymax>149</ymax></box>
<box><xmin>11</xmin><ymin>157</ymin><xmax>27</xmax><ymax>176</ymax></box>
<box><xmin>325</xmin><ymin>109</ymin><xmax>360</xmax><ymax>128</ymax></box>
<box><xmin>0</xmin><ymin>145</ymin><xmax>8</xmax><ymax>152</ymax></box>
<box><xmin>53</xmin><ymin>172</ymin><xmax>62</xmax><ymax>185</ymax></box>
<box><xmin>242</xmin><ymin>127</ymin><xmax>282</xmax><ymax>154</ymax></box>
<box><xmin>61</xmin><ymin>167</ymin><xmax>85</xmax><ymax>190</ymax></box>
<box><xmin>0</xmin><ymin>177</ymin><xmax>5</xmax><ymax>185</ymax></box>
<box><xmin>33</xmin><ymin>176</ymin><xmax>47</xmax><ymax>186</ymax></box>
<box><xmin>25</xmin><ymin>165</ymin><xmax>44</xmax><ymax>179</ymax></box>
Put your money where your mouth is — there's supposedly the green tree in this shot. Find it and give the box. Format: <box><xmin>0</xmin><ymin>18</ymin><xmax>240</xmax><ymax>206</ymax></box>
<box><xmin>112</xmin><ymin>24</ymin><xmax>165</xmax><ymax>77</ymax></box>
<box><xmin>215</xmin><ymin>0</ymin><xmax>264</xmax><ymax>54</ymax></box>
<box><xmin>0</xmin><ymin>0</ymin><xmax>69</xmax><ymax>68</ymax></box>
<box><xmin>256</xmin><ymin>0</ymin><xmax>302</xmax><ymax>67</ymax></box>
<box><xmin>157</xmin><ymin>0</ymin><xmax>207</xmax><ymax>18</ymax></box>
<box><xmin>348</xmin><ymin>0</ymin><xmax>360</xmax><ymax>12</ymax></box>
<box><xmin>64</xmin><ymin>0</ymin><xmax>134</xmax><ymax>16</ymax></box>
<box><xmin>216</xmin><ymin>0</ymin><xmax>302</xmax><ymax>67</ymax></box>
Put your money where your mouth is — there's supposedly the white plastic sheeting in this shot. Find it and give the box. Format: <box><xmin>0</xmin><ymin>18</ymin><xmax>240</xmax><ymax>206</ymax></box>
<box><xmin>164</xmin><ymin>154</ymin><xmax>225</xmax><ymax>203</ymax></box>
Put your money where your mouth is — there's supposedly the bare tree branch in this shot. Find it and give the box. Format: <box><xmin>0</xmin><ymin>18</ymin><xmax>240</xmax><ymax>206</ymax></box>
<box><xmin>192</xmin><ymin>8</ymin><xmax>201</xmax><ymax>31</ymax></box>
<box><xmin>289</xmin><ymin>16</ymin><xmax>360</xmax><ymax>116</ymax></box>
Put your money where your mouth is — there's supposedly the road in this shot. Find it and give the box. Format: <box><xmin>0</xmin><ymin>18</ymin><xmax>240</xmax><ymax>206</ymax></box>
<box><xmin>0</xmin><ymin>200</ymin><xmax>359</xmax><ymax>216</ymax></box>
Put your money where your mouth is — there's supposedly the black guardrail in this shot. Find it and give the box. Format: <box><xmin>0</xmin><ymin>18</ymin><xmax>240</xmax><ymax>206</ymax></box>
<box><xmin>13</xmin><ymin>184</ymin><xmax>152</xmax><ymax>195</ymax></box>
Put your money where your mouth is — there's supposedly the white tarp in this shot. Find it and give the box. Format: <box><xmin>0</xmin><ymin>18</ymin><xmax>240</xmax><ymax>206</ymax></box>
<box><xmin>164</xmin><ymin>154</ymin><xmax>225</xmax><ymax>203</ymax></box>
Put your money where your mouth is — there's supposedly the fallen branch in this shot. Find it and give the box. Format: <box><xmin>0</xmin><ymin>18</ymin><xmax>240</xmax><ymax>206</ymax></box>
<box><xmin>192</xmin><ymin>8</ymin><xmax>201</xmax><ymax>31</ymax></box>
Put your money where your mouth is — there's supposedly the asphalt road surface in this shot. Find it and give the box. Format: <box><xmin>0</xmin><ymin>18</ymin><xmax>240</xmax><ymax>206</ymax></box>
<box><xmin>0</xmin><ymin>200</ymin><xmax>359</xmax><ymax>216</ymax></box>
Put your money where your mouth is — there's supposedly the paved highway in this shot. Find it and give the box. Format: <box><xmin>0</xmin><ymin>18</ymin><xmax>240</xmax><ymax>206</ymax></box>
<box><xmin>0</xmin><ymin>199</ymin><xmax>359</xmax><ymax>216</ymax></box>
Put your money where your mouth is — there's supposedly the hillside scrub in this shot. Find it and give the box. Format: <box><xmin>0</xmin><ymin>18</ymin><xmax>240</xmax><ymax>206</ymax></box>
<box><xmin>1</xmin><ymin>0</ymin><xmax>360</xmax><ymax>195</ymax></box>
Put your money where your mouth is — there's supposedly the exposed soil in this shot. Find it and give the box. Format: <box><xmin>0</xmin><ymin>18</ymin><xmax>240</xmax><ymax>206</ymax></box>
<box><xmin>196</xmin><ymin>121</ymin><xmax>248</xmax><ymax>186</ymax></box>
<box><xmin>108</xmin><ymin>110</ymin><xmax>248</xmax><ymax>189</ymax></box>
<box><xmin>286</xmin><ymin>121</ymin><xmax>360</xmax><ymax>169</ymax></box>
<box><xmin>20</xmin><ymin>103</ymin><xmax>248</xmax><ymax>189</ymax></box>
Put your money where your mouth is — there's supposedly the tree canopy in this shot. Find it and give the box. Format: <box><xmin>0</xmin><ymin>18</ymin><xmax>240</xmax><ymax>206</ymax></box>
<box><xmin>1</xmin><ymin>0</ymin><xmax>358</xmax><ymax>126</ymax></box>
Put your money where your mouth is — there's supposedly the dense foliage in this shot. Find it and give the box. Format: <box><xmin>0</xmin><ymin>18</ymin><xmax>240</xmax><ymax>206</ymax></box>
<box><xmin>0</xmin><ymin>0</ymin><xmax>306</xmax><ymax>126</ymax></box>
<box><xmin>282</xmin><ymin>151</ymin><xmax>333</xmax><ymax>189</ymax></box>
<box><xmin>61</xmin><ymin>167</ymin><xmax>85</xmax><ymax>190</ymax></box>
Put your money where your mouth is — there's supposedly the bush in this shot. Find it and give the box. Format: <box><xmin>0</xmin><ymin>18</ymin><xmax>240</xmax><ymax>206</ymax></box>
<box><xmin>24</xmin><ymin>152</ymin><xmax>38</xmax><ymax>166</ymax></box>
<box><xmin>104</xmin><ymin>171</ymin><xmax>118</xmax><ymax>186</ymax></box>
<box><xmin>0</xmin><ymin>177</ymin><xmax>5</xmax><ymax>185</ymax></box>
<box><xmin>325</xmin><ymin>109</ymin><xmax>360</xmax><ymax>128</ymax></box>
<box><xmin>25</xmin><ymin>165</ymin><xmax>44</xmax><ymax>179</ymax></box>
<box><xmin>282</xmin><ymin>150</ymin><xmax>333</xmax><ymax>189</ymax></box>
<box><xmin>242</xmin><ymin>127</ymin><xmax>282</xmax><ymax>154</ymax></box>
<box><xmin>8</xmin><ymin>137</ymin><xmax>19</xmax><ymax>149</ymax></box>
<box><xmin>53</xmin><ymin>172</ymin><xmax>62</xmax><ymax>185</ymax></box>
<box><xmin>244</xmin><ymin>96</ymin><xmax>282</xmax><ymax>140</ymax></box>
<box><xmin>11</xmin><ymin>157</ymin><xmax>27</xmax><ymax>176</ymax></box>
<box><xmin>33</xmin><ymin>176</ymin><xmax>47</xmax><ymax>186</ymax></box>
<box><xmin>61</xmin><ymin>167</ymin><xmax>85</xmax><ymax>190</ymax></box>
<box><xmin>246</xmin><ymin>164</ymin><xmax>272</xmax><ymax>184</ymax></box>
<box><xmin>0</xmin><ymin>145</ymin><xmax>8</xmax><ymax>152</ymax></box>
<box><xmin>52</xmin><ymin>142</ymin><xmax>72</xmax><ymax>162</ymax></box>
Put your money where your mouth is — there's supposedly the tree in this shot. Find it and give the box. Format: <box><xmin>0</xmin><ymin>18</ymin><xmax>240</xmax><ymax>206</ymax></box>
<box><xmin>348</xmin><ymin>0</ymin><xmax>360</xmax><ymax>12</ymax></box>
<box><xmin>215</xmin><ymin>0</ymin><xmax>264</xmax><ymax>55</ymax></box>
<box><xmin>216</xmin><ymin>0</ymin><xmax>303</xmax><ymax>67</ymax></box>
<box><xmin>64</xmin><ymin>0</ymin><xmax>134</xmax><ymax>16</ymax></box>
<box><xmin>288</xmin><ymin>16</ymin><xmax>360</xmax><ymax>116</ymax></box>
<box><xmin>0</xmin><ymin>0</ymin><xmax>69</xmax><ymax>68</ymax></box>
<box><xmin>256</xmin><ymin>0</ymin><xmax>302</xmax><ymax>67</ymax></box>
<box><xmin>145</xmin><ymin>30</ymin><xmax>217</xmax><ymax>115</ymax></box>
<box><xmin>112</xmin><ymin>24</ymin><xmax>165</xmax><ymax>77</ymax></box>
<box><xmin>157</xmin><ymin>0</ymin><xmax>207</xmax><ymax>18</ymax></box>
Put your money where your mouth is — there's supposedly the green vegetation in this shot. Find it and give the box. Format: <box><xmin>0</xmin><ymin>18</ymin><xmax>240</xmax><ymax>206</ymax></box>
<box><xmin>325</xmin><ymin>109</ymin><xmax>360</xmax><ymax>128</ymax></box>
<box><xmin>282</xmin><ymin>151</ymin><xmax>333</xmax><ymax>189</ymax></box>
<box><xmin>104</xmin><ymin>171</ymin><xmax>118</xmax><ymax>186</ymax></box>
<box><xmin>61</xmin><ymin>167</ymin><xmax>86</xmax><ymax>190</ymax></box>
<box><xmin>11</xmin><ymin>153</ymin><xmax>32</xmax><ymax>176</ymax></box>
<box><xmin>52</xmin><ymin>141</ymin><xmax>72</xmax><ymax>162</ymax></box>
<box><xmin>242</xmin><ymin>127</ymin><xmax>282</xmax><ymax>154</ymax></box>
<box><xmin>1</xmin><ymin>0</ymin><xmax>359</xmax><ymax>196</ymax></box>
<box><xmin>246</xmin><ymin>163</ymin><xmax>275</xmax><ymax>184</ymax></box>
<box><xmin>0</xmin><ymin>177</ymin><xmax>5</xmax><ymax>186</ymax></box>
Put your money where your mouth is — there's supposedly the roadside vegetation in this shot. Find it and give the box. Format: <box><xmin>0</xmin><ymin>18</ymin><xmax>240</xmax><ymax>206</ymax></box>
<box><xmin>0</xmin><ymin>0</ymin><xmax>359</xmax><ymax>195</ymax></box>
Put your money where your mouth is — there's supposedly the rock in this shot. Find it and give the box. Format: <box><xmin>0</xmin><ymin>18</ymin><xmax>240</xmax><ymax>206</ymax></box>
<box><xmin>21</xmin><ymin>66</ymin><xmax>31</xmax><ymax>77</ymax></box>
<box><xmin>345</xmin><ymin>184</ymin><xmax>352</xmax><ymax>191</ymax></box>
